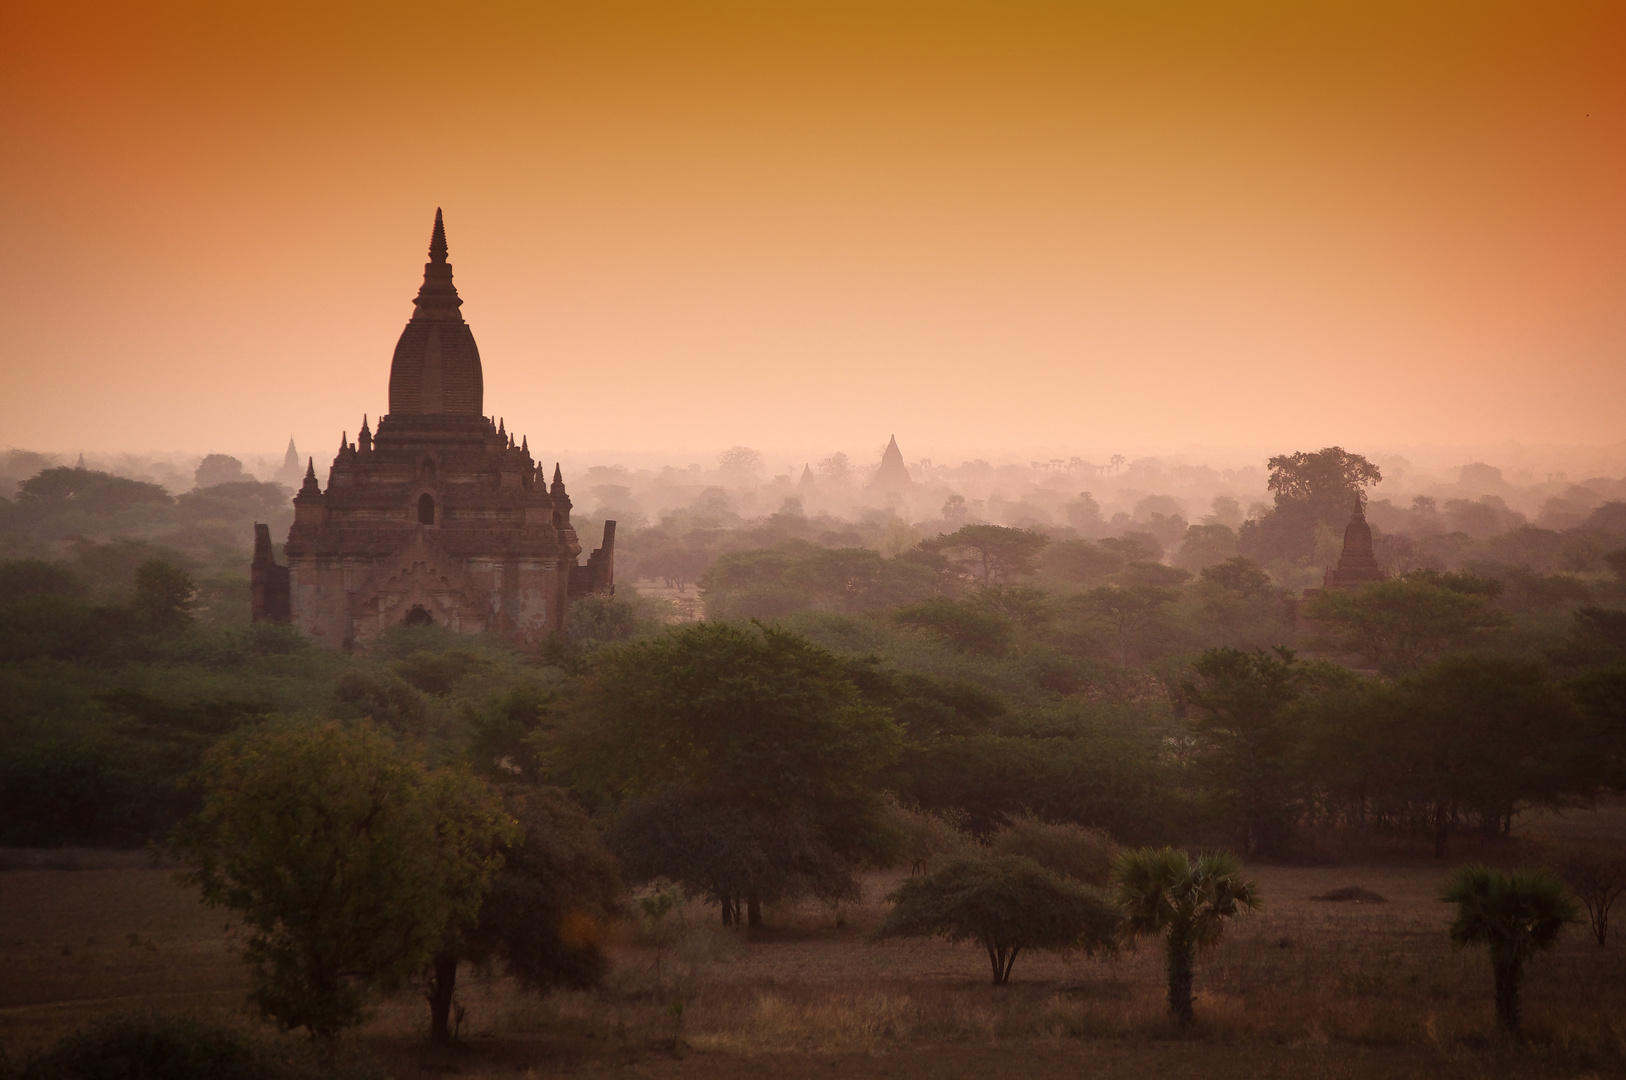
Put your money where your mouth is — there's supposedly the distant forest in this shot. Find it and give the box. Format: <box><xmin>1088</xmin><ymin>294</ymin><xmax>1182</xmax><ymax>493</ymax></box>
<box><xmin>0</xmin><ymin>443</ymin><xmax>1621</xmax><ymax>865</ymax></box>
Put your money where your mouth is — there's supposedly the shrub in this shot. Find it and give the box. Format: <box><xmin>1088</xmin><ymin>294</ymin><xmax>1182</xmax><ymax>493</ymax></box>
<box><xmin>988</xmin><ymin>813</ymin><xmax>1120</xmax><ymax>886</ymax></box>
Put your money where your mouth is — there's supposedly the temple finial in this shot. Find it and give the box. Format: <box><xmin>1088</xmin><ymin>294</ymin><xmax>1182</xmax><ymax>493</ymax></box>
<box><xmin>429</xmin><ymin>208</ymin><xmax>448</xmax><ymax>264</ymax></box>
<box><xmin>305</xmin><ymin>457</ymin><xmax>315</xmax><ymax>479</ymax></box>
<box><xmin>553</xmin><ymin>462</ymin><xmax>563</xmax><ymax>484</ymax></box>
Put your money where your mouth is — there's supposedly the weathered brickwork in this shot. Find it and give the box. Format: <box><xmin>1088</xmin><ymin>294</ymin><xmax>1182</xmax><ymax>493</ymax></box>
<box><xmin>251</xmin><ymin>210</ymin><xmax>613</xmax><ymax>649</ymax></box>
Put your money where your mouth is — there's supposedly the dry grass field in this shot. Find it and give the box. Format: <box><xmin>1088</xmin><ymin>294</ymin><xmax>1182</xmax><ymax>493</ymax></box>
<box><xmin>3</xmin><ymin>806</ymin><xmax>1625</xmax><ymax>1079</ymax></box>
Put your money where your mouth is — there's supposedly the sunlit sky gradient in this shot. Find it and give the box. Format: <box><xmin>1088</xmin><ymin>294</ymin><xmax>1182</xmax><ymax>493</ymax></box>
<box><xmin>2</xmin><ymin>1</ymin><xmax>1623</xmax><ymax>463</ymax></box>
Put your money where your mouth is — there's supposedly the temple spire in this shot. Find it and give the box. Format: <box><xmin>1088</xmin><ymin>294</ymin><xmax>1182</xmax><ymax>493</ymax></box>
<box><xmin>298</xmin><ymin>457</ymin><xmax>321</xmax><ymax>497</ymax></box>
<box><xmin>429</xmin><ymin>207</ymin><xmax>448</xmax><ymax>264</ymax></box>
<box><xmin>388</xmin><ymin>209</ymin><xmax>481</xmax><ymax>415</ymax></box>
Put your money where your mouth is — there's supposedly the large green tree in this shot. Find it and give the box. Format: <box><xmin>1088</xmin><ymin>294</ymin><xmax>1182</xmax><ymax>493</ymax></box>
<box><xmin>173</xmin><ymin>721</ymin><xmax>511</xmax><ymax>1039</ymax></box>
<box><xmin>1396</xmin><ymin>654</ymin><xmax>1594</xmax><ymax>854</ymax></box>
<box><xmin>1182</xmin><ymin>647</ymin><xmax>1342</xmax><ymax>855</ymax></box>
<box><xmin>559</xmin><ymin>621</ymin><xmax>903</xmax><ymax>925</ymax></box>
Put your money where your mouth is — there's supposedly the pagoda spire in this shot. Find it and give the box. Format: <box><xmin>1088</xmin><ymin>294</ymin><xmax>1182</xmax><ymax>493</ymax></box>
<box><xmin>298</xmin><ymin>457</ymin><xmax>321</xmax><ymax>497</ymax></box>
<box><xmin>388</xmin><ymin>209</ymin><xmax>481</xmax><ymax>415</ymax></box>
<box><xmin>429</xmin><ymin>207</ymin><xmax>448</xmax><ymax>264</ymax></box>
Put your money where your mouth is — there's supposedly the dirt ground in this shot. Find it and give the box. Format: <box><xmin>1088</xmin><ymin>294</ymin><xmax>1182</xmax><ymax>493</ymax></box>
<box><xmin>3</xmin><ymin>806</ymin><xmax>1624</xmax><ymax>1078</ymax></box>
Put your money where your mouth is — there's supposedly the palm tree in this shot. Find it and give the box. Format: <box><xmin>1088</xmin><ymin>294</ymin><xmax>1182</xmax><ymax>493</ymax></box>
<box><xmin>1442</xmin><ymin>865</ymin><xmax>1576</xmax><ymax>1034</ymax></box>
<box><xmin>1114</xmin><ymin>847</ymin><xmax>1261</xmax><ymax>1027</ymax></box>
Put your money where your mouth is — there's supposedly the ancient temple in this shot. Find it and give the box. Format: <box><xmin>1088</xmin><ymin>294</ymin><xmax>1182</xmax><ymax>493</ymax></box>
<box><xmin>869</xmin><ymin>435</ymin><xmax>913</xmax><ymax>493</ymax></box>
<box><xmin>251</xmin><ymin>210</ymin><xmax>613</xmax><ymax>648</ymax></box>
<box><xmin>1320</xmin><ymin>498</ymin><xmax>1388</xmax><ymax>590</ymax></box>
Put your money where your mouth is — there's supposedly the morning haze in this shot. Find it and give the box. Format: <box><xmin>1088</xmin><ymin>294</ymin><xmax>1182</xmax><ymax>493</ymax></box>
<box><xmin>2</xmin><ymin>3</ymin><xmax>1624</xmax><ymax>1079</ymax></box>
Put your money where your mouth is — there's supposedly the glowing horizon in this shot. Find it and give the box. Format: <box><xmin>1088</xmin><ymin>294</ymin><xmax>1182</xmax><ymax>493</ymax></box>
<box><xmin>2</xmin><ymin>1</ymin><xmax>1623</xmax><ymax>461</ymax></box>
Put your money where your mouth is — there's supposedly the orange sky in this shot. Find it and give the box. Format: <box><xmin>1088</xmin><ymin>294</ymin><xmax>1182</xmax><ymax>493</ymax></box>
<box><xmin>2</xmin><ymin>1</ymin><xmax>1624</xmax><ymax>462</ymax></box>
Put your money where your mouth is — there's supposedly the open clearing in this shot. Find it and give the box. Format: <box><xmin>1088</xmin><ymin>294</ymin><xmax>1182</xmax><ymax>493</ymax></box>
<box><xmin>3</xmin><ymin>824</ymin><xmax>1624</xmax><ymax>1079</ymax></box>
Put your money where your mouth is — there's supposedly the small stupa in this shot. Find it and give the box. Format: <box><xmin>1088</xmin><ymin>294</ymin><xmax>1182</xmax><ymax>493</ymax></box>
<box><xmin>1321</xmin><ymin>497</ymin><xmax>1388</xmax><ymax>590</ymax></box>
<box><xmin>869</xmin><ymin>435</ymin><xmax>913</xmax><ymax>493</ymax></box>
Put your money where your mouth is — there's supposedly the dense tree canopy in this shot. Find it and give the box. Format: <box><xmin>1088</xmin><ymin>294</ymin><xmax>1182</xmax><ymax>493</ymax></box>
<box><xmin>173</xmin><ymin>721</ymin><xmax>511</xmax><ymax>1039</ymax></box>
<box><xmin>924</xmin><ymin>524</ymin><xmax>1049</xmax><ymax>585</ymax></box>
<box><xmin>1265</xmin><ymin>447</ymin><xmax>1382</xmax><ymax>525</ymax></box>
<box><xmin>560</xmin><ymin>621</ymin><xmax>903</xmax><ymax>924</ymax></box>
<box><xmin>1302</xmin><ymin>572</ymin><xmax>1512</xmax><ymax>673</ymax></box>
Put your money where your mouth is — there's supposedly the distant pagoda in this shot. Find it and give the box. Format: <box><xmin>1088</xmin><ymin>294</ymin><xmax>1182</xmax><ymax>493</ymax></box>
<box><xmin>1321</xmin><ymin>498</ymin><xmax>1388</xmax><ymax>590</ymax></box>
<box><xmin>869</xmin><ymin>435</ymin><xmax>913</xmax><ymax>493</ymax></box>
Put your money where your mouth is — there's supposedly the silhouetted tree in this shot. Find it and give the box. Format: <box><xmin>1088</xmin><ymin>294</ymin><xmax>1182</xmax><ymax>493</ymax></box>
<box><xmin>1265</xmin><ymin>447</ymin><xmax>1382</xmax><ymax>526</ymax></box>
<box><xmin>1076</xmin><ymin>584</ymin><xmax>1176</xmax><ymax>665</ymax></box>
<box><xmin>561</xmin><ymin>621</ymin><xmax>903</xmax><ymax>926</ymax></box>
<box><xmin>925</xmin><ymin>524</ymin><xmax>1049</xmax><ymax>585</ymax></box>
<box><xmin>876</xmin><ymin>856</ymin><xmax>1118</xmax><ymax>984</ymax></box>
<box><xmin>427</xmin><ymin>786</ymin><xmax>623</xmax><ymax>1041</ymax></box>
<box><xmin>893</xmin><ymin>596</ymin><xmax>1013</xmax><ymax>655</ymax></box>
<box><xmin>194</xmin><ymin>454</ymin><xmax>247</xmax><ymax>488</ymax></box>
<box><xmin>1397</xmin><ymin>655</ymin><xmax>1593</xmax><ymax>854</ymax></box>
<box><xmin>16</xmin><ymin>466</ymin><xmax>173</xmax><ymax>515</ymax></box>
<box><xmin>1183</xmin><ymin>647</ymin><xmax>1328</xmax><ymax>854</ymax></box>
<box><xmin>1443</xmin><ymin>865</ymin><xmax>1576</xmax><ymax>1034</ymax></box>
<box><xmin>1115</xmin><ymin>847</ymin><xmax>1261</xmax><ymax>1027</ymax></box>
<box><xmin>1237</xmin><ymin>447</ymin><xmax>1381</xmax><ymax>565</ymax></box>
<box><xmin>1544</xmin><ymin>843</ymin><xmax>1626</xmax><ymax>947</ymax></box>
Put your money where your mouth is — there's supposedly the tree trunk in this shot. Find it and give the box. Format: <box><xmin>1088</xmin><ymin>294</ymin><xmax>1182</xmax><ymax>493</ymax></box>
<box><xmin>721</xmin><ymin>896</ymin><xmax>734</xmax><ymax>926</ymax></box>
<box><xmin>1493</xmin><ymin>958</ymin><xmax>1522</xmax><ymax>1034</ymax></box>
<box><xmin>427</xmin><ymin>951</ymin><xmax>458</xmax><ymax>1043</ymax></box>
<box><xmin>1166</xmin><ymin>935</ymin><xmax>1195</xmax><ymax>1027</ymax></box>
<box><xmin>746</xmin><ymin>893</ymin><xmax>762</xmax><ymax>928</ymax></box>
